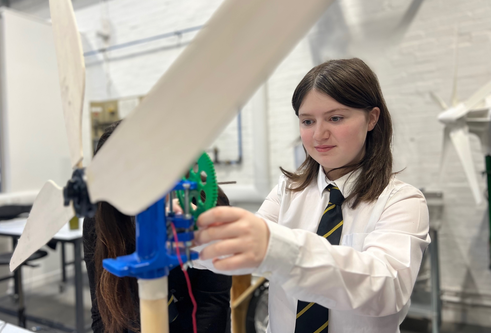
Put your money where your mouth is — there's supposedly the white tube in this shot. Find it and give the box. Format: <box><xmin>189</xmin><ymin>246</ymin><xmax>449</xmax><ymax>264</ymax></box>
<box><xmin>138</xmin><ymin>276</ymin><xmax>169</xmax><ymax>333</ymax></box>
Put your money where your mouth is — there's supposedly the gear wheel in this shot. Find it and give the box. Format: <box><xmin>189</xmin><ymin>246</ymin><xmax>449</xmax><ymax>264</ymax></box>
<box><xmin>177</xmin><ymin>152</ymin><xmax>218</xmax><ymax>221</ymax></box>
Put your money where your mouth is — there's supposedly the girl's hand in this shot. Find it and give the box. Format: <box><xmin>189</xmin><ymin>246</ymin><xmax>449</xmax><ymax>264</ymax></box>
<box><xmin>194</xmin><ymin>206</ymin><xmax>270</xmax><ymax>271</ymax></box>
<box><xmin>167</xmin><ymin>198</ymin><xmax>196</xmax><ymax>214</ymax></box>
<box><xmin>170</xmin><ymin>198</ymin><xmax>183</xmax><ymax>214</ymax></box>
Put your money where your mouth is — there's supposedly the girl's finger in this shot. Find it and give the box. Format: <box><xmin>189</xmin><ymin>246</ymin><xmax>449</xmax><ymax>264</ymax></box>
<box><xmin>172</xmin><ymin>198</ymin><xmax>184</xmax><ymax>214</ymax></box>
<box><xmin>194</xmin><ymin>221</ymin><xmax>243</xmax><ymax>245</ymax></box>
<box><xmin>199</xmin><ymin>238</ymin><xmax>246</xmax><ymax>261</ymax></box>
<box><xmin>212</xmin><ymin>253</ymin><xmax>257</xmax><ymax>271</ymax></box>
<box><xmin>197</xmin><ymin>206</ymin><xmax>244</xmax><ymax>228</ymax></box>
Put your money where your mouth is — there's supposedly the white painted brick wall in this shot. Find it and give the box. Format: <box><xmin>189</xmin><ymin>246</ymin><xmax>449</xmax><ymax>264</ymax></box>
<box><xmin>14</xmin><ymin>0</ymin><xmax>491</xmax><ymax>327</ymax></box>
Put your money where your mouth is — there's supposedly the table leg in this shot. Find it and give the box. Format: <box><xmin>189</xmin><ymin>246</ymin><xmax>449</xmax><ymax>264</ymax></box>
<box><xmin>10</xmin><ymin>238</ymin><xmax>25</xmax><ymax>327</ymax></box>
<box><xmin>74</xmin><ymin>239</ymin><xmax>84</xmax><ymax>332</ymax></box>
<box><xmin>14</xmin><ymin>267</ymin><xmax>26</xmax><ymax>328</ymax></box>
<box><xmin>12</xmin><ymin>238</ymin><xmax>19</xmax><ymax>298</ymax></box>
<box><xmin>430</xmin><ymin>229</ymin><xmax>441</xmax><ymax>333</ymax></box>
<box><xmin>61</xmin><ymin>242</ymin><xmax>67</xmax><ymax>283</ymax></box>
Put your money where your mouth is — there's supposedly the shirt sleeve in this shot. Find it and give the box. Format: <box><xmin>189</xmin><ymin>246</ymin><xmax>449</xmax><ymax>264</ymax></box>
<box><xmin>255</xmin><ymin>183</ymin><xmax>282</xmax><ymax>225</ymax></box>
<box><xmin>256</xmin><ymin>184</ymin><xmax>430</xmax><ymax>317</ymax></box>
<box><xmin>83</xmin><ymin>217</ymin><xmax>105</xmax><ymax>333</ymax></box>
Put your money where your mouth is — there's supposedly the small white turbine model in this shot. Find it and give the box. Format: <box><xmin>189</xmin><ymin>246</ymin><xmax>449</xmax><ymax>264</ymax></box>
<box><xmin>466</xmin><ymin>97</ymin><xmax>491</xmax><ymax>170</ymax></box>
<box><xmin>11</xmin><ymin>0</ymin><xmax>336</xmax><ymax>332</ymax></box>
<box><xmin>436</xmin><ymin>81</ymin><xmax>491</xmax><ymax>269</ymax></box>
<box><xmin>436</xmin><ymin>80</ymin><xmax>491</xmax><ymax>205</ymax></box>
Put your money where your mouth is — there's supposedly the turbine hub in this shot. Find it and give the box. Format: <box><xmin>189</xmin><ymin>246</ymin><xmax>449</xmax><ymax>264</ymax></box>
<box><xmin>63</xmin><ymin>168</ymin><xmax>97</xmax><ymax>218</ymax></box>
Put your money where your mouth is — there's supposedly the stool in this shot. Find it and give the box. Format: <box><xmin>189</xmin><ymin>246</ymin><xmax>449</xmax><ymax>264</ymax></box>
<box><xmin>0</xmin><ymin>249</ymin><xmax>48</xmax><ymax>328</ymax></box>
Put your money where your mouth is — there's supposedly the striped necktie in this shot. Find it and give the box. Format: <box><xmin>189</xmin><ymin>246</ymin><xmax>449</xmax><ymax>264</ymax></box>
<box><xmin>294</xmin><ymin>184</ymin><xmax>345</xmax><ymax>333</ymax></box>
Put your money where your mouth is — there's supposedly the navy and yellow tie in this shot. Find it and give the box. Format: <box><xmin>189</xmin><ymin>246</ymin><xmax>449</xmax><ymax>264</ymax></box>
<box><xmin>294</xmin><ymin>184</ymin><xmax>345</xmax><ymax>333</ymax></box>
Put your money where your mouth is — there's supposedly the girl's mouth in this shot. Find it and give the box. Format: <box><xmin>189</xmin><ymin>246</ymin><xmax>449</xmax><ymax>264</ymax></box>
<box><xmin>315</xmin><ymin>145</ymin><xmax>335</xmax><ymax>152</ymax></box>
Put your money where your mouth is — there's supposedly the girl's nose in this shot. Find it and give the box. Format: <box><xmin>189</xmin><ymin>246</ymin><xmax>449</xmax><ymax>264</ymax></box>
<box><xmin>313</xmin><ymin>123</ymin><xmax>329</xmax><ymax>141</ymax></box>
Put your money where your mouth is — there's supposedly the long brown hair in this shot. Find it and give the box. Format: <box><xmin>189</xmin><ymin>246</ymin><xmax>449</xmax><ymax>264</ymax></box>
<box><xmin>281</xmin><ymin>58</ymin><xmax>394</xmax><ymax>208</ymax></box>
<box><xmin>95</xmin><ymin>202</ymin><xmax>139</xmax><ymax>333</ymax></box>
<box><xmin>93</xmin><ymin>120</ymin><xmax>230</xmax><ymax>332</ymax></box>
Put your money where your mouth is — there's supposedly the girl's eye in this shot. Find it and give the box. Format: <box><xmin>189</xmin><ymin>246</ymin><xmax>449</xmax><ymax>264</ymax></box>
<box><xmin>331</xmin><ymin>116</ymin><xmax>343</xmax><ymax>122</ymax></box>
<box><xmin>302</xmin><ymin>119</ymin><xmax>313</xmax><ymax>126</ymax></box>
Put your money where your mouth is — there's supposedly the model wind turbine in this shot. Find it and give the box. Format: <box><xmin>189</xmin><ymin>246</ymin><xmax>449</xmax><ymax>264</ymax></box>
<box><xmin>435</xmin><ymin>75</ymin><xmax>491</xmax><ymax>266</ymax></box>
<box><xmin>436</xmin><ymin>79</ymin><xmax>491</xmax><ymax>205</ymax></box>
<box><xmin>11</xmin><ymin>0</ymin><xmax>336</xmax><ymax>332</ymax></box>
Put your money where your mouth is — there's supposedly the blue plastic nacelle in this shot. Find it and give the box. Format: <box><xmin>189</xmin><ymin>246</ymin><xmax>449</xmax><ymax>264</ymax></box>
<box><xmin>102</xmin><ymin>180</ymin><xmax>199</xmax><ymax>279</ymax></box>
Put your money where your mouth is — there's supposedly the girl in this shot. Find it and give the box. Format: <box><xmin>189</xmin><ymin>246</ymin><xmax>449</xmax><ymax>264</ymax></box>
<box><xmin>83</xmin><ymin>121</ymin><xmax>232</xmax><ymax>333</ymax></box>
<box><xmin>194</xmin><ymin>58</ymin><xmax>430</xmax><ymax>333</ymax></box>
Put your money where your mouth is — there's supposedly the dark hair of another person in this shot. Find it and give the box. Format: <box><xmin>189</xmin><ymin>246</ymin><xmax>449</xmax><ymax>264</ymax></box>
<box><xmin>281</xmin><ymin>58</ymin><xmax>394</xmax><ymax>208</ymax></box>
<box><xmin>93</xmin><ymin>120</ymin><xmax>230</xmax><ymax>332</ymax></box>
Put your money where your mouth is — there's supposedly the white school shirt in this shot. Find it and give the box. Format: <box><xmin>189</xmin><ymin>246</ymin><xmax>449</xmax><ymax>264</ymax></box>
<box><xmin>253</xmin><ymin>166</ymin><xmax>430</xmax><ymax>333</ymax></box>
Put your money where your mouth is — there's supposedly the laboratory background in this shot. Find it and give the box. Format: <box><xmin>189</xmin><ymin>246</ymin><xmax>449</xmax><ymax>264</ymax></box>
<box><xmin>0</xmin><ymin>0</ymin><xmax>490</xmax><ymax>332</ymax></box>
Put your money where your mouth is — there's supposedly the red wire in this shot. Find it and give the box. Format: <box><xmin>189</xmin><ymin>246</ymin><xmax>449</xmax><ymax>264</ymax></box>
<box><xmin>171</xmin><ymin>223</ymin><xmax>197</xmax><ymax>333</ymax></box>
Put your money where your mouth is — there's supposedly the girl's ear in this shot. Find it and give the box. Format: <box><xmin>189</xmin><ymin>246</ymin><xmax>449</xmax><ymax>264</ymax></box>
<box><xmin>368</xmin><ymin>107</ymin><xmax>380</xmax><ymax>131</ymax></box>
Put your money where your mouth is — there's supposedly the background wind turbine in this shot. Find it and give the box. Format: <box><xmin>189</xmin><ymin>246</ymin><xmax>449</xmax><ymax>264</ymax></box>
<box><xmin>435</xmin><ymin>80</ymin><xmax>491</xmax><ymax>205</ymax></box>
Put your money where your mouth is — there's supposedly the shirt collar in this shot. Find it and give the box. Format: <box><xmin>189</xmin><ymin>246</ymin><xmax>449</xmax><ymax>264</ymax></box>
<box><xmin>316</xmin><ymin>164</ymin><xmax>361</xmax><ymax>198</ymax></box>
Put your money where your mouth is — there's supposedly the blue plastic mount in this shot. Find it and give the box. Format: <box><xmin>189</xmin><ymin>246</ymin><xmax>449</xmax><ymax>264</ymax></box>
<box><xmin>103</xmin><ymin>180</ymin><xmax>200</xmax><ymax>279</ymax></box>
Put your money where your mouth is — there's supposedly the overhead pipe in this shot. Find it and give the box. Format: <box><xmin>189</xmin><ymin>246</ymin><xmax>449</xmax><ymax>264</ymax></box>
<box><xmin>83</xmin><ymin>25</ymin><xmax>202</xmax><ymax>57</ymax></box>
